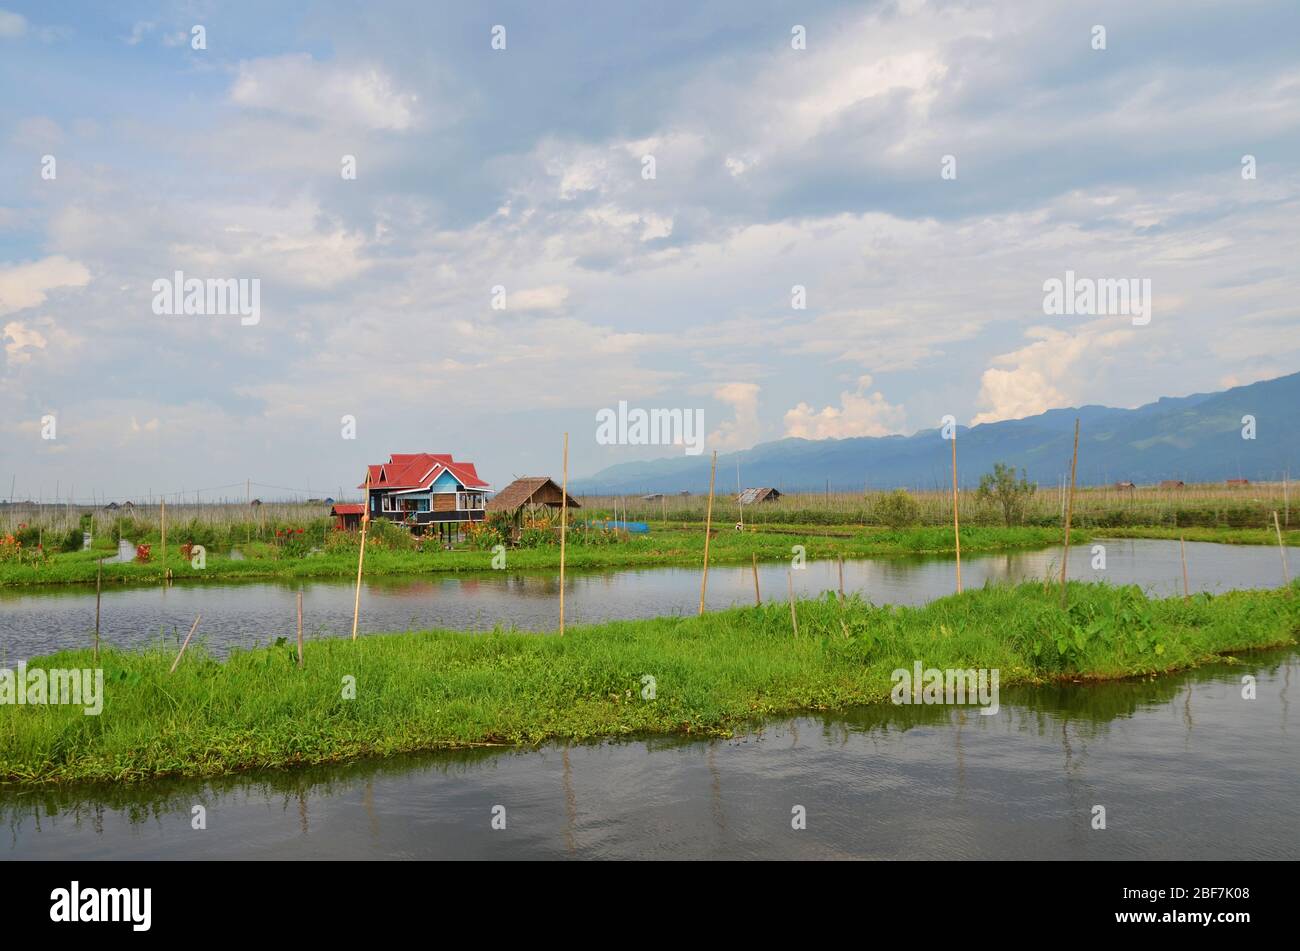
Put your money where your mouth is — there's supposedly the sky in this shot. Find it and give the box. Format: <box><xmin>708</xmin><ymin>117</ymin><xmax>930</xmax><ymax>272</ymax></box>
<box><xmin>1</xmin><ymin>0</ymin><xmax>1298</xmax><ymax>502</ymax></box>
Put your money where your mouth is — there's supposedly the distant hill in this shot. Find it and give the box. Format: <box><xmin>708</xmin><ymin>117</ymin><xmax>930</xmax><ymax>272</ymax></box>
<box><xmin>572</xmin><ymin>371</ymin><xmax>1300</xmax><ymax>494</ymax></box>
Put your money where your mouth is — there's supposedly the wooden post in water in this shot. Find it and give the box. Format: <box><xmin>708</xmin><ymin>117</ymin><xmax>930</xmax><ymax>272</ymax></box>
<box><xmin>1274</xmin><ymin>511</ymin><xmax>1290</xmax><ymax>587</ymax></box>
<box><xmin>838</xmin><ymin>556</ymin><xmax>845</xmax><ymax>604</ymax></box>
<box><xmin>160</xmin><ymin>499</ymin><xmax>167</xmax><ymax>571</ymax></box>
<box><xmin>168</xmin><ymin>614</ymin><xmax>202</xmax><ymax>674</ymax></box>
<box><xmin>351</xmin><ymin>475</ymin><xmax>371</xmax><ymax>640</ymax></box>
<box><xmin>752</xmin><ymin>553</ymin><xmax>761</xmax><ymax>606</ymax></box>
<box><xmin>560</xmin><ymin>432</ymin><xmax>569</xmax><ymax>635</ymax></box>
<box><xmin>94</xmin><ymin>558</ymin><xmax>102</xmax><ymax>663</ymax></box>
<box><xmin>1059</xmin><ymin>419</ymin><xmax>1080</xmax><ymax>609</ymax></box>
<box><xmin>297</xmin><ymin>589</ymin><xmax>304</xmax><ymax>668</ymax></box>
<box><xmin>951</xmin><ymin>429</ymin><xmax>962</xmax><ymax>594</ymax></box>
<box><xmin>787</xmin><ymin>570</ymin><xmax>799</xmax><ymax>637</ymax></box>
<box><xmin>1180</xmin><ymin>535</ymin><xmax>1190</xmax><ymax>601</ymax></box>
<box><xmin>698</xmin><ymin>450</ymin><xmax>718</xmax><ymax>616</ymax></box>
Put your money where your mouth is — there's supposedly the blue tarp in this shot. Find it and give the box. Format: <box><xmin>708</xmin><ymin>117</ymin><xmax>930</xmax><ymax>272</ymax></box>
<box><xmin>593</xmin><ymin>520</ymin><xmax>650</xmax><ymax>534</ymax></box>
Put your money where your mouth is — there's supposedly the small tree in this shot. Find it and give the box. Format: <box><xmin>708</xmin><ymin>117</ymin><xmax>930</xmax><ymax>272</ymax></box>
<box><xmin>976</xmin><ymin>463</ymin><xmax>1036</xmax><ymax>526</ymax></box>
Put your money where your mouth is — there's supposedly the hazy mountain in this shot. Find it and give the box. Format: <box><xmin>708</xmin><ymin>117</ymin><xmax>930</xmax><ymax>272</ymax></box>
<box><xmin>572</xmin><ymin>371</ymin><xmax>1300</xmax><ymax>494</ymax></box>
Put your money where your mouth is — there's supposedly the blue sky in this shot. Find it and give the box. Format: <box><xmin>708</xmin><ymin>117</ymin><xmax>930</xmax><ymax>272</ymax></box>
<box><xmin>1</xmin><ymin>0</ymin><xmax>1298</xmax><ymax>500</ymax></box>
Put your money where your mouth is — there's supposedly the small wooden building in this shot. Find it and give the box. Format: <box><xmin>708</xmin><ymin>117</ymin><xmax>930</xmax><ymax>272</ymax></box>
<box><xmin>738</xmin><ymin>487</ymin><xmax>781</xmax><ymax>505</ymax></box>
<box><xmin>1226</xmin><ymin>478</ymin><xmax>1250</xmax><ymax>487</ymax></box>
<box><xmin>1113</xmin><ymin>481</ymin><xmax>1136</xmax><ymax>491</ymax></box>
<box><xmin>486</xmin><ymin>477</ymin><xmax>580</xmax><ymax>538</ymax></box>
<box><xmin>331</xmin><ymin>503</ymin><xmax>364</xmax><ymax>531</ymax></box>
<box><xmin>1158</xmin><ymin>480</ymin><xmax>1185</xmax><ymax>490</ymax></box>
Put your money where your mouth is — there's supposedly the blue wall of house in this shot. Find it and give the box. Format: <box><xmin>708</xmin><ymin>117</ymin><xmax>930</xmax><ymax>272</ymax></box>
<box><xmin>430</xmin><ymin>470</ymin><xmax>460</xmax><ymax>492</ymax></box>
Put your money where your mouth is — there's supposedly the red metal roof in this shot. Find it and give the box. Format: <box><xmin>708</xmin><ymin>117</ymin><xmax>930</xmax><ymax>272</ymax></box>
<box><xmin>331</xmin><ymin>504</ymin><xmax>365</xmax><ymax>515</ymax></box>
<box><xmin>358</xmin><ymin>453</ymin><xmax>489</xmax><ymax>491</ymax></box>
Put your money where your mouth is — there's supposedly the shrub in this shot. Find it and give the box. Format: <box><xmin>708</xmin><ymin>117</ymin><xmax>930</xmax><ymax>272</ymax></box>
<box><xmin>870</xmin><ymin>489</ymin><xmax>920</xmax><ymax>529</ymax></box>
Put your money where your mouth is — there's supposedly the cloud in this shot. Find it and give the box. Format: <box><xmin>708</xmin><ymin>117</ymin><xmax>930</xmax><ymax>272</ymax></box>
<box><xmin>784</xmin><ymin>375</ymin><xmax>906</xmax><ymax>439</ymax></box>
<box><xmin>0</xmin><ymin>9</ymin><xmax>25</xmax><ymax>38</ymax></box>
<box><xmin>971</xmin><ymin>325</ymin><xmax>1136</xmax><ymax>425</ymax></box>
<box><xmin>0</xmin><ymin>256</ymin><xmax>91</xmax><ymax>316</ymax></box>
<box><xmin>2</xmin><ymin>317</ymin><xmax>82</xmax><ymax>365</ymax></box>
<box><xmin>709</xmin><ymin>382</ymin><xmax>761</xmax><ymax>450</ymax></box>
<box><xmin>229</xmin><ymin>54</ymin><xmax>418</xmax><ymax>131</ymax></box>
<box><xmin>508</xmin><ymin>285</ymin><xmax>569</xmax><ymax>312</ymax></box>
<box><xmin>124</xmin><ymin>22</ymin><xmax>154</xmax><ymax>46</ymax></box>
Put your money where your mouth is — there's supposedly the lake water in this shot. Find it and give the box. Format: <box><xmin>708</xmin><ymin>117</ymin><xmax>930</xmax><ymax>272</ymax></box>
<box><xmin>1</xmin><ymin>538</ymin><xmax>1295</xmax><ymax>660</ymax></box>
<box><xmin>3</xmin><ymin>648</ymin><xmax>1295</xmax><ymax>859</ymax></box>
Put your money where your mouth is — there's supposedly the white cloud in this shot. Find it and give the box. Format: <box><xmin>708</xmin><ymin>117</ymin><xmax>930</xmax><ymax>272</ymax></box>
<box><xmin>0</xmin><ymin>9</ymin><xmax>26</xmax><ymax>38</ymax></box>
<box><xmin>709</xmin><ymin>382</ymin><xmax>761</xmax><ymax>450</ymax></box>
<box><xmin>509</xmin><ymin>285</ymin><xmax>569</xmax><ymax>312</ymax></box>
<box><xmin>0</xmin><ymin>256</ymin><xmax>91</xmax><ymax>316</ymax></box>
<box><xmin>2</xmin><ymin>317</ymin><xmax>83</xmax><ymax>365</ymax></box>
<box><xmin>230</xmin><ymin>54</ymin><xmax>418</xmax><ymax>131</ymax></box>
<box><xmin>784</xmin><ymin>375</ymin><xmax>906</xmax><ymax>439</ymax></box>
<box><xmin>971</xmin><ymin>325</ymin><xmax>1135</xmax><ymax>425</ymax></box>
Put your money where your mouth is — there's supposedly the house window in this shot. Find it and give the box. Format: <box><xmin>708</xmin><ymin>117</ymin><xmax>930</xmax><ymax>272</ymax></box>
<box><xmin>457</xmin><ymin>492</ymin><xmax>485</xmax><ymax>510</ymax></box>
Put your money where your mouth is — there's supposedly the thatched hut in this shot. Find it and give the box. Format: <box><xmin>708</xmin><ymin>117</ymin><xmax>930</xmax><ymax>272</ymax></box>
<box><xmin>485</xmin><ymin>477</ymin><xmax>580</xmax><ymax>538</ymax></box>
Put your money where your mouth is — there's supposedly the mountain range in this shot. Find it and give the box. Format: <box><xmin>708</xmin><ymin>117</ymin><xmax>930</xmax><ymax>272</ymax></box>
<box><xmin>572</xmin><ymin>371</ymin><xmax>1300</xmax><ymax>494</ymax></box>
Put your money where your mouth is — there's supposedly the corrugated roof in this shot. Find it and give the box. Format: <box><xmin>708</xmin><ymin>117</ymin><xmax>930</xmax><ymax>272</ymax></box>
<box><xmin>358</xmin><ymin>453</ymin><xmax>489</xmax><ymax>490</ymax></box>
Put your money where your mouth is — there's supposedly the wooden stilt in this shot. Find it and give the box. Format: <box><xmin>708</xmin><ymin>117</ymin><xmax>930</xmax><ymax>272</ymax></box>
<box><xmin>698</xmin><ymin>450</ymin><xmax>717</xmax><ymax>616</ymax></box>
<box><xmin>560</xmin><ymin>432</ymin><xmax>569</xmax><ymax>635</ymax></box>
<box><xmin>352</xmin><ymin>475</ymin><xmax>370</xmax><ymax>640</ymax></box>
<box><xmin>1059</xmin><ymin>419</ymin><xmax>1080</xmax><ymax>608</ymax></box>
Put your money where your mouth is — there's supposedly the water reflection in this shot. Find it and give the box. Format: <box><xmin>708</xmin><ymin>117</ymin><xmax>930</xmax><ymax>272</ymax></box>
<box><xmin>3</xmin><ymin>648</ymin><xmax>1294</xmax><ymax>860</ymax></box>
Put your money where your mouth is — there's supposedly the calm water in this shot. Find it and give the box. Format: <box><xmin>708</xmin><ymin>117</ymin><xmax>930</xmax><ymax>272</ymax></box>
<box><xmin>3</xmin><ymin>649</ymin><xmax>1295</xmax><ymax>860</ymax></box>
<box><xmin>1</xmin><ymin>538</ymin><xmax>1295</xmax><ymax>660</ymax></box>
<box><xmin>2</xmin><ymin>535</ymin><xmax>1300</xmax><ymax>659</ymax></box>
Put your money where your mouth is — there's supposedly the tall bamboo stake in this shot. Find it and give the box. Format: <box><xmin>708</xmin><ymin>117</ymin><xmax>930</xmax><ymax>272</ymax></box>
<box><xmin>698</xmin><ymin>450</ymin><xmax>717</xmax><ymax>616</ymax></box>
<box><xmin>837</xmin><ymin>556</ymin><xmax>845</xmax><ymax>604</ymax></box>
<box><xmin>1274</xmin><ymin>511</ymin><xmax>1290</xmax><ymax>586</ymax></box>
<box><xmin>1179</xmin><ymin>535</ymin><xmax>1190</xmax><ymax>601</ymax></box>
<box><xmin>787</xmin><ymin>570</ymin><xmax>799</xmax><ymax>637</ymax></box>
<box><xmin>160</xmin><ymin>499</ymin><xmax>167</xmax><ymax>569</ymax></box>
<box><xmin>94</xmin><ymin>558</ymin><xmax>102</xmax><ymax>663</ymax></box>
<box><xmin>297</xmin><ymin>589</ymin><xmax>304</xmax><ymax>668</ymax></box>
<box><xmin>351</xmin><ymin>475</ymin><xmax>370</xmax><ymax>640</ymax></box>
<box><xmin>1059</xmin><ymin>419</ymin><xmax>1080</xmax><ymax>608</ymax></box>
<box><xmin>560</xmin><ymin>432</ymin><xmax>569</xmax><ymax>635</ymax></box>
<box><xmin>168</xmin><ymin>614</ymin><xmax>202</xmax><ymax>674</ymax></box>
<box><xmin>951</xmin><ymin>430</ymin><xmax>962</xmax><ymax>593</ymax></box>
<box><xmin>752</xmin><ymin>553</ymin><xmax>761</xmax><ymax>606</ymax></box>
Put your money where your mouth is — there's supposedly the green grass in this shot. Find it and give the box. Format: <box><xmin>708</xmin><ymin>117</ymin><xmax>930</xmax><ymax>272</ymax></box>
<box><xmin>0</xmin><ymin>525</ymin><xmax>1074</xmax><ymax>587</ymax></box>
<box><xmin>3</xmin><ymin>580</ymin><xmax>1294</xmax><ymax>785</ymax></box>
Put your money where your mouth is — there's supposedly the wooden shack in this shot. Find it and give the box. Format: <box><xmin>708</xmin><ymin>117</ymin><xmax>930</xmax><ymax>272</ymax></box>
<box><xmin>485</xmin><ymin>477</ymin><xmax>580</xmax><ymax>538</ymax></box>
<box><xmin>1158</xmin><ymin>480</ymin><xmax>1185</xmax><ymax>489</ymax></box>
<box><xmin>738</xmin><ymin>487</ymin><xmax>782</xmax><ymax>505</ymax></box>
<box><xmin>331</xmin><ymin>503</ymin><xmax>364</xmax><ymax>531</ymax></box>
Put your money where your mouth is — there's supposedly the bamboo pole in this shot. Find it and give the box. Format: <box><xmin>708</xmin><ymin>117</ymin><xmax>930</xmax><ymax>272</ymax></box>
<box><xmin>752</xmin><ymin>553</ymin><xmax>761</xmax><ymax>606</ymax></box>
<box><xmin>698</xmin><ymin>450</ymin><xmax>717</xmax><ymax>616</ymax></box>
<box><xmin>351</xmin><ymin>475</ymin><xmax>371</xmax><ymax>640</ymax></box>
<box><xmin>837</xmin><ymin>556</ymin><xmax>845</xmax><ymax>604</ymax></box>
<box><xmin>560</xmin><ymin>432</ymin><xmax>569</xmax><ymax>635</ymax></box>
<box><xmin>787</xmin><ymin>570</ymin><xmax>799</xmax><ymax>637</ymax></box>
<box><xmin>160</xmin><ymin>499</ymin><xmax>166</xmax><ymax>569</ymax></box>
<box><xmin>94</xmin><ymin>558</ymin><xmax>102</xmax><ymax>663</ymax></box>
<box><xmin>951</xmin><ymin>429</ymin><xmax>962</xmax><ymax>593</ymax></box>
<box><xmin>1179</xmin><ymin>535</ymin><xmax>1190</xmax><ymax>601</ymax></box>
<box><xmin>297</xmin><ymin>589</ymin><xmax>304</xmax><ymax>668</ymax></box>
<box><xmin>1274</xmin><ymin>511</ymin><xmax>1290</xmax><ymax>586</ymax></box>
<box><xmin>1059</xmin><ymin>419</ymin><xmax>1080</xmax><ymax>608</ymax></box>
<box><xmin>168</xmin><ymin>614</ymin><xmax>202</xmax><ymax>674</ymax></box>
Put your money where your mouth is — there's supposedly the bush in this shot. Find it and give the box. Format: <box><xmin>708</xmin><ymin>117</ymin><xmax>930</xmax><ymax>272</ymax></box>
<box><xmin>870</xmin><ymin>489</ymin><xmax>920</xmax><ymax>529</ymax></box>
